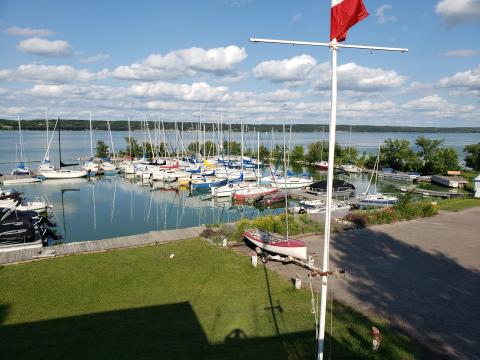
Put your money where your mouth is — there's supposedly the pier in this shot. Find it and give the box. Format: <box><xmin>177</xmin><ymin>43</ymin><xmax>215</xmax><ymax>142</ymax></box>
<box><xmin>0</xmin><ymin>225</ymin><xmax>205</xmax><ymax>265</ymax></box>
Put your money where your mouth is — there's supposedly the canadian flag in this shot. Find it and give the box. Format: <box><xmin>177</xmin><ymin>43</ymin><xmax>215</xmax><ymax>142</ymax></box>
<box><xmin>330</xmin><ymin>0</ymin><xmax>369</xmax><ymax>42</ymax></box>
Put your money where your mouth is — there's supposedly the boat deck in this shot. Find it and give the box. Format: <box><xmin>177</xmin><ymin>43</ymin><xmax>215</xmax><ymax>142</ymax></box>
<box><xmin>0</xmin><ymin>225</ymin><xmax>204</xmax><ymax>265</ymax></box>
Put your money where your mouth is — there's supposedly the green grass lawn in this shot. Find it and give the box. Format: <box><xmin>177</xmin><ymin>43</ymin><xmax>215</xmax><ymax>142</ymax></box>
<box><xmin>437</xmin><ymin>198</ymin><xmax>480</xmax><ymax>211</ymax></box>
<box><xmin>0</xmin><ymin>240</ymin><xmax>419</xmax><ymax>359</ymax></box>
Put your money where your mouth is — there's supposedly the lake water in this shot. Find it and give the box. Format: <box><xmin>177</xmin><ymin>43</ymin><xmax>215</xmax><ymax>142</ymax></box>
<box><xmin>1</xmin><ymin>130</ymin><xmax>477</xmax><ymax>243</ymax></box>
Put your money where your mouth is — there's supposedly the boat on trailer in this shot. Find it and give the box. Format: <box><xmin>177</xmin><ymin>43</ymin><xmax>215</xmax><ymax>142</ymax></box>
<box><xmin>243</xmin><ymin>228</ymin><xmax>307</xmax><ymax>260</ymax></box>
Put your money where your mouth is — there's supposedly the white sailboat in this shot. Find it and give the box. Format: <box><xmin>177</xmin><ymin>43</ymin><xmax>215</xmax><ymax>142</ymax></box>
<box><xmin>38</xmin><ymin>118</ymin><xmax>88</xmax><ymax>179</ymax></box>
<box><xmin>356</xmin><ymin>145</ymin><xmax>398</xmax><ymax>208</ymax></box>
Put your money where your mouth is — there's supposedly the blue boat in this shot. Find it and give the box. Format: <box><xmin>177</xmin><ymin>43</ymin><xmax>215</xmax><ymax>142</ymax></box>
<box><xmin>191</xmin><ymin>177</ymin><xmax>227</xmax><ymax>191</ymax></box>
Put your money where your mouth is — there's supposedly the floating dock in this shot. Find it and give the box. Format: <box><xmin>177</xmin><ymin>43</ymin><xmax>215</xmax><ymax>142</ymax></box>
<box><xmin>431</xmin><ymin>175</ymin><xmax>469</xmax><ymax>188</ymax></box>
<box><xmin>0</xmin><ymin>225</ymin><xmax>205</xmax><ymax>265</ymax></box>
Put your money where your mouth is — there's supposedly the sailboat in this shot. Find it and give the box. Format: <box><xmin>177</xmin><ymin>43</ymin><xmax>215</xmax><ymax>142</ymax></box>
<box><xmin>356</xmin><ymin>145</ymin><xmax>398</xmax><ymax>208</ymax></box>
<box><xmin>243</xmin><ymin>115</ymin><xmax>307</xmax><ymax>261</ymax></box>
<box><xmin>38</xmin><ymin>118</ymin><xmax>88</xmax><ymax>179</ymax></box>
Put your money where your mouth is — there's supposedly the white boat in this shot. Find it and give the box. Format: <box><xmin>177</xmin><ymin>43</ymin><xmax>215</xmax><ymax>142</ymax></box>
<box><xmin>211</xmin><ymin>182</ymin><xmax>249</xmax><ymax>198</ymax></box>
<box><xmin>290</xmin><ymin>199</ymin><xmax>350</xmax><ymax>214</ymax></box>
<box><xmin>338</xmin><ymin>164</ymin><xmax>362</xmax><ymax>173</ymax></box>
<box><xmin>356</xmin><ymin>193</ymin><xmax>398</xmax><ymax>208</ymax></box>
<box><xmin>244</xmin><ymin>228</ymin><xmax>307</xmax><ymax>260</ymax></box>
<box><xmin>1</xmin><ymin>175</ymin><xmax>42</xmax><ymax>185</ymax></box>
<box><xmin>0</xmin><ymin>197</ymin><xmax>51</xmax><ymax>213</ymax></box>
<box><xmin>356</xmin><ymin>145</ymin><xmax>398</xmax><ymax>208</ymax></box>
<box><xmin>39</xmin><ymin>168</ymin><xmax>88</xmax><ymax>179</ymax></box>
<box><xmin>37</xmin><ymin>118</ymin><xmax>88</xmax><ymax>179</ymax></box>
<box><xmin>269</xmin><ymin>176</ymin><xmax>313</xmax><ymax>189</ymax></box>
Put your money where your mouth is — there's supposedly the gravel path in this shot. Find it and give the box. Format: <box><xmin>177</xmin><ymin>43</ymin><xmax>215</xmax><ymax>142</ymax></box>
<box><xmin>235</xmin><ymin>207</ymin><xmax>480</xmax><ymax>359</ymax></box>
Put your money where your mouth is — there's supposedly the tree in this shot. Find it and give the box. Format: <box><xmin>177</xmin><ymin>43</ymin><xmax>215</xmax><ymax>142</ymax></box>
<box><xmin>380</xmin><ymin>138</ymin><xmax>420</xmax><ymax>172</ymax></box>
<box><xmin>258</xmin><ymin>144</ymin><xmax>270</xmax><ymax>161</ymax></box>
<box><xmin>435</xmin><ymin>147</ymin><xmax>460</xmax><ymax>174</ymax></box>
<box><xmin>96</xmin><ymin>140</ymin><xmax>109</xmax><ymax>158</ymax></box>
<box><xmin>415</xmin><ymin>136</ymin><xmax>444</xmax><ymax>174</ymax></box>
<box><xmin>290</xmin><ymin>145</ymin><xmax>304</xmax><ymax>162</ymax></box>
<box><xmin>464</xmin><ymin>143</ymin><xmax>480</xmax><ymax>170</ymax></box>
<box><xmin>306</xmin><ymin>141</ymin><xmax>327</xmax><ymax>164</ymax></box>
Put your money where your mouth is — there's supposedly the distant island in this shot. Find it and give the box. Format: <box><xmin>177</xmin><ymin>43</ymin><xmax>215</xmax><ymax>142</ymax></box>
<box><xmin>0</xmin><ymin>118</ymin><xmax>479</xmax><ymax>133</ymax></box>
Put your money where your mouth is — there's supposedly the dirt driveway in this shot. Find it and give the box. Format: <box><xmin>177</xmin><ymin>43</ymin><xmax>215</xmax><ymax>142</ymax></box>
<box><xmin>236</xmin><ymin>207</ymin><xmax>480</xmax><ymax>359</ymax></box>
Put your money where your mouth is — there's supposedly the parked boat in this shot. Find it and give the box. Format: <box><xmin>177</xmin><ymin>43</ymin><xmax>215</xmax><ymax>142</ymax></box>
<box><xmin>233</xmin><ymin>185</ymin><xmax>278</xmax><ymax>201</ymax></box>
<box><xmin>243</xmin><ymin>228</ymin><xmax>307</xmax><ymax>260</ymax></box>
<box><xmin>356</xmin><ymin>193</ymin><xmax>398</xmax><ymax>208</ymax></box>
<box><xmin>191</xmin><ymin>177</ymin><xmax>227</xmax><ymax>191</ymax></box>
<box><xmin>290</xmin><ymin>199</ymin><xmax>351</xmax><ymax>214</ymax></box>
<box><xmin>306</xmin><ymin>179</ymin><xmax>355</xmax><ymax>197</ymax></box>
<box><xmin>0</xmin><ymin>208</ymin><xmax>60</xmax><ymax>252</ymax></box>
<box><xmin>254</xmin><ymin>192</ymin><xmax>288</xmax><ymax>206</ymax></box>
<box><xmin>338</xmin><ymin>164</ymin><xmax>362</xmax><ymax>173</ymax></box>
<box><xmin>38</xmin><ymin>118</ymin><xmax>88</xmax><ymax>179</ymax></box>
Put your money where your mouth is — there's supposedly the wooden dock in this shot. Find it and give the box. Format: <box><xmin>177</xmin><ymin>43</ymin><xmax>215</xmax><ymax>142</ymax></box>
<box><xmin>0</xmin><ymin>225</ymin><xmax>205</xmax><ymax>265</ymax></box>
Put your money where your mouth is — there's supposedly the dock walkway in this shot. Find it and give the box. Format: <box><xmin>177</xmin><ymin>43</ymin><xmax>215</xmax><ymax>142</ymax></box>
<box><xmin>0</xmin><ymin>225</ymin><xmax>205</xmax><ymax>265</ymax></box>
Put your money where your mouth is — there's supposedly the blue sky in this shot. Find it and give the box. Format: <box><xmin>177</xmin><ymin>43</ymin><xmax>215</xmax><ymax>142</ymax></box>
<box><xmin>0</xmin><ymin>0</ymin><xmax>479</xmax><ymax>126</ymax></box>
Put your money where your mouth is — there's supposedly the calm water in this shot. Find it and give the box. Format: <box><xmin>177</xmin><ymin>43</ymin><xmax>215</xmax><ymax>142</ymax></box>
<box><xmin>1</xmin><ymin>130</ymin><xmax>477</xmax><ymax>243</ymax></box>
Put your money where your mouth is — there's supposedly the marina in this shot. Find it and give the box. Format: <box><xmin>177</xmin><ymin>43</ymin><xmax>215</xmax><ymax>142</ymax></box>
<box><xmin>1</xmin><ymin>1</ymin><xmax>479</xmax><ymax>359</ymax></box>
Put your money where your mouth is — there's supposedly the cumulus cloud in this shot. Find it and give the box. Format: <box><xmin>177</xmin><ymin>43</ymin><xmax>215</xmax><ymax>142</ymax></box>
<box><xmin>0</xmin><ymin>69</ymin><xmax>12</xmax><ymax>81</ymax></box>
<box><xmin>5</xmin><ymin>26</ymin><xmax>55</xmax><ymax>37</ymax></box>
<box><xmin>253</xmin><ymin>54</ymin><xmax>320</xmax><ymax>83</ymax></box>
<box><xmin>435</xmin><ymin>0</ymin><xmax>480</xmax><ymax>28</ymax></box>
<box><xmin>79</xmin><ymin>53</ymin><xmax>111</xmax><ymax>63</ymax></box>
<box><xmin>16</xmin><ymin>64</ymin><xmax>99</xmax><ymax>83</ymax></box>
<box><xmin>402</xmin><ymin>94</ymin><xmax>475</xmax><ymax>118</ymax></box>
<box><xmin>128</xmin><ymin>81</ymin><xmax>229</xmax><ymax>102</ymax></box>
<box><xmin>112</xmin><ymin>45</ymin><xmax>246</xmax><ymax>81</ymax></box>
<box><xmin>17</xmin><ymin>37</ymin><xmax>72</xmax><ymax>56</ymax></box>
<box><xmin>375</xmin><ymin>5</ymin><xmax>397</xmax><ymax>24</ymax></box>
<box><xmin>438</xmin><ymin>64</ymin><xmax>480</xmax><ymax>92</ymax></box>
<box><xmin>316</xmin><ymin>62</ymin><xmax>406</xmax><ymax>92</ymax></box>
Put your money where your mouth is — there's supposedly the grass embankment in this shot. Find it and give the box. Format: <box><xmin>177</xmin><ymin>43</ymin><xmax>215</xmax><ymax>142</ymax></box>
<box><xmin>0</xmin><ymin>239</ymin><xmax>418</xmax><ymax>359</ymax></box>
<box><xmin>344</xmin><ymin>197</ymin><xmax>439</xmax><ymax>227</ymax></box>
<box><xmin>204</xmin><ymin>213</ymin><xmax>324</xmax><ymax>245</ymax></box>
<box><xmin>437</xmin><ymin>198</ymin><xmax>480</xmax><ymax>211</ymax></box>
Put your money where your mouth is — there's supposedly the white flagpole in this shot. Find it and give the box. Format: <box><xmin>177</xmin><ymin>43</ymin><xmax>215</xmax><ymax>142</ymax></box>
<box><xmin>249</xmin><ymin>35</ymin><xmax>407</xmax><ymax>360</ymax></box>
<box><xmin>318</xmin><ymin>39</ymin><xmax>337</xmax><ymax>360</ymax></box>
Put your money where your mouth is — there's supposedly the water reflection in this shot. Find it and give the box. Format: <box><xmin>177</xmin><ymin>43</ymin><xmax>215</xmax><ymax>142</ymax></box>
<box><xmin>10</xmin><ymin>167</ymin><xmax>401</xmax><ymax>243</ymax></box>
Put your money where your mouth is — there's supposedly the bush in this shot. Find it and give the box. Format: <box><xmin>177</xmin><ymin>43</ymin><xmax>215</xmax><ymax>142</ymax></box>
<box><xmin>344</xmin><ymin>211</ymin><xmax>368</xmax><ymax>228</ymax></box>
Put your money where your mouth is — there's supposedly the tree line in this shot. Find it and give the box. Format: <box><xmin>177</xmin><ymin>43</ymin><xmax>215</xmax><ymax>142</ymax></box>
<box><xmin>1</xmin><ymin>118</ymin><xmax>479</xmax><ymax>133</ymax></box>
<box><xmin>96</xmin><ymin>136</ymin><xmax>480</xmax><ymax>173</ymax></box>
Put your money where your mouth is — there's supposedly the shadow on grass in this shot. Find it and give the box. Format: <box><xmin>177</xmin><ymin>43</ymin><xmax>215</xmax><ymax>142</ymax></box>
<box><xmin>331</xmin><ymin>227</ymin><xmax>480</xmax><ymax>359</ymax></box>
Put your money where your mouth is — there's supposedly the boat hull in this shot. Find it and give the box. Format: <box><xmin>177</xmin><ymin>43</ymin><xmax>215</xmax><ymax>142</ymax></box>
<box><xmin>39</xmin><ymin>170</ymin><xmax>88</xmax><ymax>179</ymax></box>
<box><xmin>244</xmin><ymin>229</ymin><xmax>307</xmax><ymax>260</ymax></box>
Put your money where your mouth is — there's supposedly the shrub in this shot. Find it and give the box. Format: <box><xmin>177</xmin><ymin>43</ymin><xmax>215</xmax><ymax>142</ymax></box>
<box><xmin>344</xmin><ymin>211</ymin><xmax>368</xmax><ymax>228</ymax></box>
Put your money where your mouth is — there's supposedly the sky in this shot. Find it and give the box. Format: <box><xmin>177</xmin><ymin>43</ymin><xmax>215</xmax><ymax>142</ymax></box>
<box><xmin>0</xmin><ymin>0</ymin><xmax>479</xmax><ymax>126</ymax></box>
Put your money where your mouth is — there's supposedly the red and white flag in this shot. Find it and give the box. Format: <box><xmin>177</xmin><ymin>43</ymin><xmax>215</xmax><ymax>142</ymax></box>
<box><xmin>330</xmin><ymin>0</ymin><xmax>369</xmax><ymax>42</ymax></box>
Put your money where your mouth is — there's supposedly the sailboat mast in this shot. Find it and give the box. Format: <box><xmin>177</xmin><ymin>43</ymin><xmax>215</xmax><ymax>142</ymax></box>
<box><xmin>257</xmin><ymin>130</ymin><xmax>260</xmax><ymax>185</ymax></box>
<box><xmin>58</xmin><ymin>117</ymin><xmax>62</xmax><ymax>168</ymax></box>
<box><xmin>282</xmin><ymin>114</ymin><xmax>289</xmax><ymax>239</ymax></box>
<box><xmin>127</xmin><ymin>117</ymin><xmax>132</xmax><ymax>158</ymax></box>
<box><xmin>45</xmin><ymin>108</ymin><xmax>49</xmax><ymax>159</ymax></box>
<box><xmin>89</xmin><ymin>111</ymin><xmax>93</xmax><ymax>158</ymax></box>
<box><xmin>240</xmin><ymin>119</ymin><xmax>244</xmax><ymax>173</ymax></box>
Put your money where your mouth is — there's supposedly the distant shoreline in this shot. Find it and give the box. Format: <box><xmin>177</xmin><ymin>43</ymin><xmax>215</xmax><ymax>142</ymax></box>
<box><xmin>1</xmin><ymin>119</ymin><xmax>479</xmax><ymax>133</ymax></box>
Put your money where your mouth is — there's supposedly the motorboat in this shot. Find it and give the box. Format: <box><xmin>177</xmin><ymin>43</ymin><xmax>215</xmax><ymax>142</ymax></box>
<box><xmin>356</xmin><ymin>193</ymin><xmax>398</xmax><ymax>208</ymax></box>
<box><xmin>243</xmin><ymin>228</ymin><xmax>307</xmax><ymax>260</ymax></box>
<box><xmin>306</xmin><ymin>179</ymin><xmax>355</xmax><ymax>198</ymax></box>
<box><xmin>290</xmin><ymin>199</ymin><xmax>351</xmax><ymax>214</ymax></box>
<box><xmin>0</xmin><ymin>208</ymin><xmax>60</xmax><ymax>252</ymax></box>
